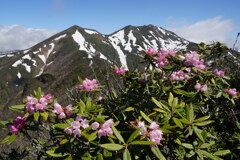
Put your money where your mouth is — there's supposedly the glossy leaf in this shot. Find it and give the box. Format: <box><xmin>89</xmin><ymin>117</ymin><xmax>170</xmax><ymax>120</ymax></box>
<box><xmin>127</xmin><ymin>128</ymin><xmax>140</xmax><ymax>143</ymax></box>
<box><xmin>101</xmin><ymin>143</ymin><xmax>124</xmax><ymax>151</ymax></box>
<box><xmin>140</xmin><ymin>111</ymin><xmax>152</xmax><ymax>123</ymax></box>
<box><xmin>112</xmin><ymin>125</ymin><xmax>125</xmax><ymax>143</ymax></box>
<box><xmin>123</xmin><ymin>148</ymin><xmax>131</xmax><ymax>160</ymax></box>
<box><xmin>151</xmin><ymin>146</ymin><xmax>166</xmax><ymax>160</ymax></box>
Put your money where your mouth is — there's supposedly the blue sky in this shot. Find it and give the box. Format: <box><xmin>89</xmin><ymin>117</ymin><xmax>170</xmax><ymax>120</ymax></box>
<box><xmin>0</xmin><ymin>0</ymin><xmax>239</xmax><ymax>50</ymax></box>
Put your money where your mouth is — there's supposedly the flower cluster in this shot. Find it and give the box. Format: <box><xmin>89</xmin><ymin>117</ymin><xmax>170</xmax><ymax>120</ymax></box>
<box><xmin>146</xmin><ymin>48</ymin><xmax>157</xmax><ymax>55</ymax></box>
<box><xmin>97</xmin><ymin>119</ymin><xmax>114</xmax><ymax>137</ymax></box>
<box><xmin>224</xmin><ymin>88</ymin><xmax>237</xmax><ymax>97</ymax></box>
<box><xmin>25</xmin><ymin>94</ymin><xmax>52</xmax><ymax>113</ymax></box>
<box><xmin>52</xmin><ymin>103</ymin><xmax>72</xmax><ymax>119</ymax></box>
<box><xmin>155</xmin><ymin>49</ymin><xmax>176</xmax><ymax>67</ymax></box>
<box><xmin>64</xmin><ymin>117</ymin><xmax>114</xmax><ymax>138</ymax></box>
<box><xmin>78</xmin><ymin>78</ymin><xmax>99</xmax><ymax>92</ymax></box>
<box><xmin>171</xmin><ymin>70</ymin><xmax>190</xmax><ymax>81</ymax></box>
<box><xmin>64</xmin><ymin>116</ymin><xmax>90</xmax><ymax>137</ymax></box>
<box><xmin>114</xmin><ymin>66</ymin><xmax>125</xmax><ymax>75</ymax></box>
<box><xmin>183</xmin><ymin>52</ymin><xmax>206</xmax><ymax>70</ymax></box>
<box><xmin>7</xmin><ymin>116</ymin><xmax>27</xmax><ymax>134</ymax></box>
<box><xmin>137</xmin><ymin>121</ymin><xmax>163</xmax><ymax>145</ymax></box>
<box><xmin>194</xmin><ymin>83</ymin><xmax>208</xmax><ymax>92</ymax></box>
<box><xmin>214</xmin><ymin>69</ymin><xmax>225</xmax><ymax>77</ymax></box>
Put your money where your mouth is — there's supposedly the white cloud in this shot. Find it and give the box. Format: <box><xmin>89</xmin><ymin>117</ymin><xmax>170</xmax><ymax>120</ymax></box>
<box><xmin>168</xmin><ymin>17</ymin><xmax>235</xmax><ymax>46</ymax></box>
<box><xmin>0</xmin><ymin>24</ymin><xmax>57</xmax><ymax>51</ymax></box>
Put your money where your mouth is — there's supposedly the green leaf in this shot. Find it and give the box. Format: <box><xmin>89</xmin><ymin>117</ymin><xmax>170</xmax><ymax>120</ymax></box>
<box><xmin>0</xmin><ymin>135</ymin><xmax>10</xmax><ymax>144</ymax></box>
<box><xmin>40</xmin><ymin>112</ymin><xmax>48</xmax><ymax>121</ymax></box>
<box><xmin>60</xmin><ymin>139</ymin><xmax>69</xmax><ymax>145</ymax></box>
<box><xmin>86</xmin><ymin>97</ymin><xmax>92</xmax><ymax>109</ymax></box>
<box><xmin>78</xmin><ymin>100</ymin><xmax>86</xmax><ymax>113</ymax></box>
<box><xmin>194</xmin><ymin>115</ymin><xmax>210</xmax><ymax>122</ymax></box>
<box><xmin>46</xmin><ymin>150</ymin><xmax>68</xmax><ymax>157</ymax></box>
<box><xmin>54</xmin><ymin>123</ymin><xmax>70</xmax><ymax>130</ymax></box>
<box><xmin>36</xmin><ymin>87</ymin><xmax>42</xmax><ymax>100</ymax></box>
<box><xmin>200</xmin><ymin>141</ymin><xmax>215</xmax><ymax>149</ymax></box>
<box><xmin>7</xmin><ymin>134</ymin><xmax>17</xmax><ymax>144</ymax></box>
<box><xmin>34</xmin><ymin>111</ymin><xmax>40</xmax><ymax>121</ymax></box>
<box><xmin>168</xmin><ymin>92</ymin><xmax>174</xmax><ymax>106</ymax></box>
<box><xmin>9</xmin><ymin>105</ymin><xmax>25</xmax><ymax>112</ymax></box>
<box><xmin>187</xmin><ymin>104</ymin><xmax>194</xmax><ymax>122</ymax></box>
<box><xmin>213</xmin><ymin>150</ymin><xmax>231</xmax><ymax>156</ymax></box>
<box><xmin>127</xmin><ymin>128</ymin><xmax>140</xmax><ymax>143</ymax></box>
<box><xmin>124</xmin><ymin>107</ymin><xmax>135</xmax><ymax>112</ymax></box>
<box><xmin>182</xmin><ymin>143</ymin><xmax>194</xmax><ymax>149</ymax></box>
<box><xmin>151</xmin><ymin>146</ymin><xmax>166</xmax><ymax>160</ymax></box>
<box><xmin>153</xmin><ymin>108</ymin><xmax>167</xmax><ymax>113</ymax></box>
<box><xmin>152</xmin><ymin>97</ymin><xmax>170</xmax><ymax>112</ymax></box>
<box><xmin>173</xmin><ymin>89</ymin><xmax>196</xmax><ymax>97</ymax></box>
<box><xmin>111</xmin><ymin>125</ymin><xmax>125</xmax><ymax>144</ymax></box>
<box><xmin>100</xmin><ymin>143</ymin><xmax>124</xmax><ymax>151</ymax></box>
<box><xmin>199</xmin><ymin>150</ymin><xmax>221</xmax><ymax>160</ymax></box>
<box><xmin>0</xmin><ymin>121</ymin><xmax>9</xmax><ymax>126</ymax></box>
<box><xmin>88</xmin><ymin>130</ymin><xmax>98</xmax><ymax>141</ymax></box>
<box><xmin>130</xmin><ymin>141</ymin><xmax>156</xmax><ymax>145</ymax></box>
<box><xmin>97</xmin><ymin>153</ymin><xmax>104</xmax><ymax>160</ymax></box>
<box><xmin>123</xmin><ymin>148</ymin><xmax>131</xmax><ymax>160</ymax></box>
<box><xmin>173</xmin><ymin>118</ymin><xmax>183</xmax><ymax>129</ymax></box>
<box><xmin>194</xmin><ymin>120</ymin><xmax>214</xmax><ymax>126</ymax></box>
<box><xmin>193</xmin><ymin>126</ymin><xmax>205</xmax><ymax>142</ymax></box>
<box><xmin>140</xmin><ymin>111</ymin><xmax>152</xmax><ymax>123</ymax></box>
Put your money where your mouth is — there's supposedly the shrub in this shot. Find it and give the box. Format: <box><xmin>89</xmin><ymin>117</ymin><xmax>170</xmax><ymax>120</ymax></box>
<box><xmin>0</xmin><ymin>44</ymin><xmax>239</xmax><ymax>159</ymax></box>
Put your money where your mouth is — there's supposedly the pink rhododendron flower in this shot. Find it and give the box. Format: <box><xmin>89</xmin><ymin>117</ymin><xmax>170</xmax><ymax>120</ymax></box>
<box><xmin>146</xmin><ymin>48</ymin><xmax>157</xmax><ymax>55</ymax></box>
<box><xmin>137</xmin><ymin>121</ymin><xmax>145</xmax><ymax>128</ymax></box>
<box><xmin>64</xmin><ymin>120</ymin><xmax>83</xmax><ymax>137</ymax></box>
<box><xmin>91</xmin><ymin>122</ymin><xmax>100</xmax><ymax>130</ymax></box>
<box><xmin>194</xmin><ymin>83</ymin><xmax>208</xmax><ymax>92</ymax></box>
<box><xmin>149</xmin><ymin>129</ymin><xmax>163</xmax><ymax>145</ymax></box>
<box><xmin>52</xmin><ymin>103</ymin><xmax>72</xmax><ymax>119</ymax></box>
<box><xmin>98</xmin><ymin>119</ymin><xmax>114</xmax><ymax>137</ymax></box>
<box><xmin>114</xmin><ymin>66</ymin><xmax>125</xmax><ymax>75</ymax></box>
<box><xmin>78</xmin><ymin>78</ymin><xmax>99</xmax><ymax>92</ymax></box>
<box><xmin>136</xmin><ymin>120</ymin><xmax>163</xmax><ymax>144</ymax></box>
<box><xmin>224</xmin><ymin>88</ymin><xmax>237</xmax><ymax>97</ymax></box>
<box><xmin>149</xmin><ymin>121</ymin><xmax>159</xmax><ymax>130</ymax></box>
<box><xmin>184</xmin><ymin>52</ymin><xmax>206</xmax><ymax>70</ymax></box>
<box><xmin>178</xmin><ymin>55</ymin><xmax>185</xmax><ymax>60</ymax></box>
<box><xmin>72</xmin><ymin>128</ymin><xmax>81</xmax><ymax>137</ymax></box>
<box><xmin>194</xmin><ymin>83</ymin><xmax>201</xmax><ymax>91</ymax></box>
<box><xmin>7</xmin><ymin>116</ymin><xmax>27</xmax><ymax>134</ymax></box>
<box><xmin>25</xmin><ymin>94</ymin><xmax>52</xmax><ymax>113</ymax></box>
<box><xmin>139</xmin><ymin>127</ymin><xmax>147</xmax><ymax>136</ymax></box>
<box><xmin>171</xmin><ymin>70</ymin><xmax>190</xmax><ymax>81</ymax></box>
<box><xmin>214</xmin><ymin>69</ymin><xmax>225</xmax><ymax>77</ymax></box>
<box><xmin>160</xmin><ymin>49</ymin><xmax>176</xmax><ymax>57</ymax></box>
<box><xmin>80</xmin><ymin>119</ymin><xmax>89</xmax><ymax>129</ymax></box>
<box><xmin>156</xmin><ymin>52</ymin><xmax>169</xmax><ymax>67</ymax></box>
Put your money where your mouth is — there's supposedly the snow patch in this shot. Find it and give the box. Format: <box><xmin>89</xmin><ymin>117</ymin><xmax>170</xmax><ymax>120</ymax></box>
<box><xmin>158</xmin><ymin>27</ymin><xmax>166</xmax><ymax>35</ymax></box>
<box><xmin>55</xmin><ymin>34</ymin><xmax>67</xmax><ymax>41</ymax></box>
<box><xmin>38</xmin><ymin>55</ymin><xmax>46</xmax><ymax>64</ymax></box>
<box><xmin>72</xmin><ymin>30</ymin><xmax>88</xmax><ymax>52</ymax></box>
<box><xmin>12</xmin><ymin>60</ymin><xmax>22</xmax><ymax>67</ymax></box>
<box><xmin>124</xmin><ymin>30</ymin><xmax>137</xmax><ymax>52</ymax></box>
<box><xmin>23</xmin><ymin>49</ymin><xmax>29</xmax><ymax>54</ymax></box>
<box><xmin>17</xmin><ymin>72</ymin><xmax>21</xmax><ymax>78</ymax></box>
<box><xmin>35</xmin><ymin>68</ymin><xmax>44</xmax><ymax>77</ymax></box>
<box><xmin>84</xmin><ymin>29</ymin><xmax>99</xmax><ymax>35</ymax></box>
<box><xmin>109</xmin><ymin>30</ymin><xmax>128</xmax><ymax>70</ymax></box>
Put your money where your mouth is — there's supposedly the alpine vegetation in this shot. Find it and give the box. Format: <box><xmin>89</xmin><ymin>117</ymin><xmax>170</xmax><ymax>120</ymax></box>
<box><xmin>1</xmin><ymin>45</ymin><xmax>239</xmax><ymax>159</ymax></box>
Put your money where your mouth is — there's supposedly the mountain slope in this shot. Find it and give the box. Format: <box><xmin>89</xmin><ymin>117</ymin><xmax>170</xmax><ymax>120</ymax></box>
<box><xmin>0</xmin><ymin>24</ymin><xmax>198</xmax><ymax>116</ymax></box>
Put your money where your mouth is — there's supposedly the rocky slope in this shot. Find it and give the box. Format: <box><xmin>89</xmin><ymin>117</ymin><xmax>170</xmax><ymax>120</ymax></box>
<box><xmin>0</xmin><ymin>24</ymin><xmax>198</xmax><ymax>118</ymax></box>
